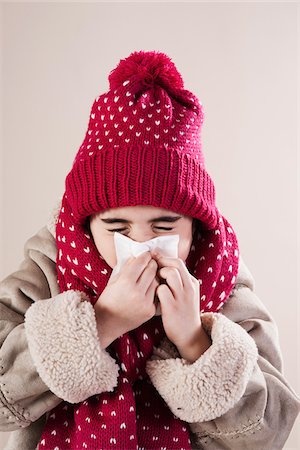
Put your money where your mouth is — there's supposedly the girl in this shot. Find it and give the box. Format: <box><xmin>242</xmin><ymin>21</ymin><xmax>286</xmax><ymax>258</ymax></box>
<box><xmin>1</xmin><ymin>50</ymin><xmax>299</xmax><ymax>450</ymax></box>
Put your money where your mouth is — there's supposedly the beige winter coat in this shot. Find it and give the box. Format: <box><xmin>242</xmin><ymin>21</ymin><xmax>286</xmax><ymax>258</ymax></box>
<box><xmin>0</xmin><ymin>200</ymin><xmax>300</xmax><ymax>450</ymax></box>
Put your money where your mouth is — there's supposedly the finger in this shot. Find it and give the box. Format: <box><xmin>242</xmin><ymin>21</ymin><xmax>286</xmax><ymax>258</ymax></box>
<box><xmin>156</xmin><ymin>284</ymin><xmax>174</xmax><ymax>312</ymax></box>
<box><xmin>123</xmin><ymin>251</ymin><xmax>152</xmax><ymax>283</ymax></box>
<box><xmin>147</xmin><ymin>276</ymin><xmax>160</xmax><ymax>303</ymax></box>
<box><xmin>159</xmin><ymin>267</ymin><xmax>184</xmax><ymax>294</ymax></box>
<box><xmin>138</xmin><ymin>259</ymin><xmax>159</xmax><ymax>292</ymax></box>
<box><xmin>154</xmin><ymin>255</ymin><xmax>192</xmax><ymax>289</ymax></box>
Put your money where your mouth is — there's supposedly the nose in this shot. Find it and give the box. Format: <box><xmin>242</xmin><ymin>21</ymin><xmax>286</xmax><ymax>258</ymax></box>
<box><xmin>127</xmin><ymin>231</ymin><xmax>156</xmax><ymax>243</ymax></box>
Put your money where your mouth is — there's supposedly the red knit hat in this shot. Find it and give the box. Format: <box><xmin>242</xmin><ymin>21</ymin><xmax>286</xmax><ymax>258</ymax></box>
<box><xmin>65</xmin><ymin>50</ymin><xmax>217</xmax><ymax>230</ymax></box>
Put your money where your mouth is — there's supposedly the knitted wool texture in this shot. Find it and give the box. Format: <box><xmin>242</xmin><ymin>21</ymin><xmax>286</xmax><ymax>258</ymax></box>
<box><xmin>38</xmin><ymin>50</ymin><xmax>240</xmax><ymax>450</ymax></box>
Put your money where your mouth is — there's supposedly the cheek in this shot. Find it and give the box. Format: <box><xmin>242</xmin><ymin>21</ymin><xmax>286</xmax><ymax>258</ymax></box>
<box><xmin>178</xmin><ymin>231</ymin><xmax>193</xmax><ymax>262</ymax></box>
<box><xmin>89</xmin><ymin>222</ymin><xmax>117</xmax><ymax>268</ymax></box>
<box><xmin>93</xmin><ymin>237</ymin><xmax>117</xmax><ymax>269</ymax></box>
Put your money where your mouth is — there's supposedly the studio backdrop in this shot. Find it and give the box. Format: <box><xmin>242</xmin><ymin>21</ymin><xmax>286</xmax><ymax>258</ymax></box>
<box><xmin>1</xmin><ymin>2</ymin><xmax>299</xmax><ymax>449</ymax></box>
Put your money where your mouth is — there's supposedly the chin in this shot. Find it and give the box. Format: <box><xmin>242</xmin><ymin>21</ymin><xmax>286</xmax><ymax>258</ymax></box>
<box><xmin>155</xmin><ymin>304</ymin><xmax>162</xmax><ymax>316</ymax></box>
<box><xmin>154</xmin><ymin>295</ymin><xmax>162</xmax><ymax>316</ymax></box>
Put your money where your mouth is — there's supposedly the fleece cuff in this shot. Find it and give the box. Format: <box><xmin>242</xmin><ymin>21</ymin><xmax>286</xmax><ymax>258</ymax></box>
<box><xmin>24</xmin><ymin>290</ymin><xmax>120</xmax><ymax>404</ymax></box>
<box><xmin>145</xmin><ymin>311</ymin><xmax>258</xmax><ymax>423</ymax></box>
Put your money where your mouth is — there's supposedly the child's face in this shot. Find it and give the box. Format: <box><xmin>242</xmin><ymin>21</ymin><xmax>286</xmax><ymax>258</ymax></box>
<box><xmin>88</xmin><ymin>205</ymin><xmax>196</xmax><ymax>269</ymax></box>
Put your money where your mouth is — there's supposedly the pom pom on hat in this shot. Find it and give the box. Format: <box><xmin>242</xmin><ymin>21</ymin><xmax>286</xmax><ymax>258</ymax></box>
<box><xmin>108</xmin><ymin>50</ymin><xmax>185</xmax><ymax>95</ymax></box>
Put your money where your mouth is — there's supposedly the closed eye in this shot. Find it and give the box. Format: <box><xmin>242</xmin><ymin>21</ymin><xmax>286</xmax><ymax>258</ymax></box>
<box><xmin>108</xmin><ymin>227</ymin><xmax>174</xmax><ymax>232</ymax></box>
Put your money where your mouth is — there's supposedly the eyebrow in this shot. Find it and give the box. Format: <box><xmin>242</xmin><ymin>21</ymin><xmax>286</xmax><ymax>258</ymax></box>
<box><xmin>100</xmin><ymin>215</ymin><xmax>183</xmax><ymax>224</ymax></box>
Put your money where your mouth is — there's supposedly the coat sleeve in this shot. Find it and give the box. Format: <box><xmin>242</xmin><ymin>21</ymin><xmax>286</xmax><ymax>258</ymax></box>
<box><xmin>146</xmin><ymin>271</ymin><xmax>300</xmax><ymax>450</ymax></box>
<box><xmin>0</xmin><ymin>225</ymin><xmax>120</xmax><ymax>432</ymax></box>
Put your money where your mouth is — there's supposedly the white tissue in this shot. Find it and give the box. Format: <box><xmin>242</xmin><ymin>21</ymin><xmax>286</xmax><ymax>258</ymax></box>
<box><xmin>110</xmin><ymin>232</ymin><xmax>180</xmax><ymax>316</ymax></box>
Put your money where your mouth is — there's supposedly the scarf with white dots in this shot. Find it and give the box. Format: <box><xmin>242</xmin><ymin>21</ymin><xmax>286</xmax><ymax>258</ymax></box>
<box><xmin>37</xmin><ymin>192</ymin><xmax>239</xmax><ymax>449</ymax></box>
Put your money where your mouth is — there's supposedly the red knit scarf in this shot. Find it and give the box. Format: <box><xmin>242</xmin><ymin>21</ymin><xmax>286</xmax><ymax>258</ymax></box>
<box><xmin>37</xmin><ymin>193</ymin><xmax>239</xmax><ymax>450</ymax></box>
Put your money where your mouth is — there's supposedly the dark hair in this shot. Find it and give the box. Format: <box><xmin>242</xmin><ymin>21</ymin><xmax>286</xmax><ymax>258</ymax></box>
<box><xmin>193</xmin><ymin>218</ymin><xmax>204</xmax><ymax>238</ymax></box>
<box><xmin>83</xmin><ymin>216</ymin><xmax>91</xmax><ymax>235</ymax></box>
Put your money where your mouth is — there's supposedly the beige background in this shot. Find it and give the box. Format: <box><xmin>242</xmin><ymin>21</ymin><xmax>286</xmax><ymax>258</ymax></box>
<box><xmin>1</xmin><ymin>1</ymin><xmax>299</xmax><ymax>449</ymax></box>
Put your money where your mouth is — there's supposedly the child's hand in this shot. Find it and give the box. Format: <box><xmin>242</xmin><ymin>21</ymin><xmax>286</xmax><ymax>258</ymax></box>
<box><xmin>94</xmin><ymin>251</ymin><xmax>160</xmax><ymax>343</ymax></box>
<box><xmin>151</xmin><ymin>250</ymin><xmax>201</xmax><ymax>349</ymax></box>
